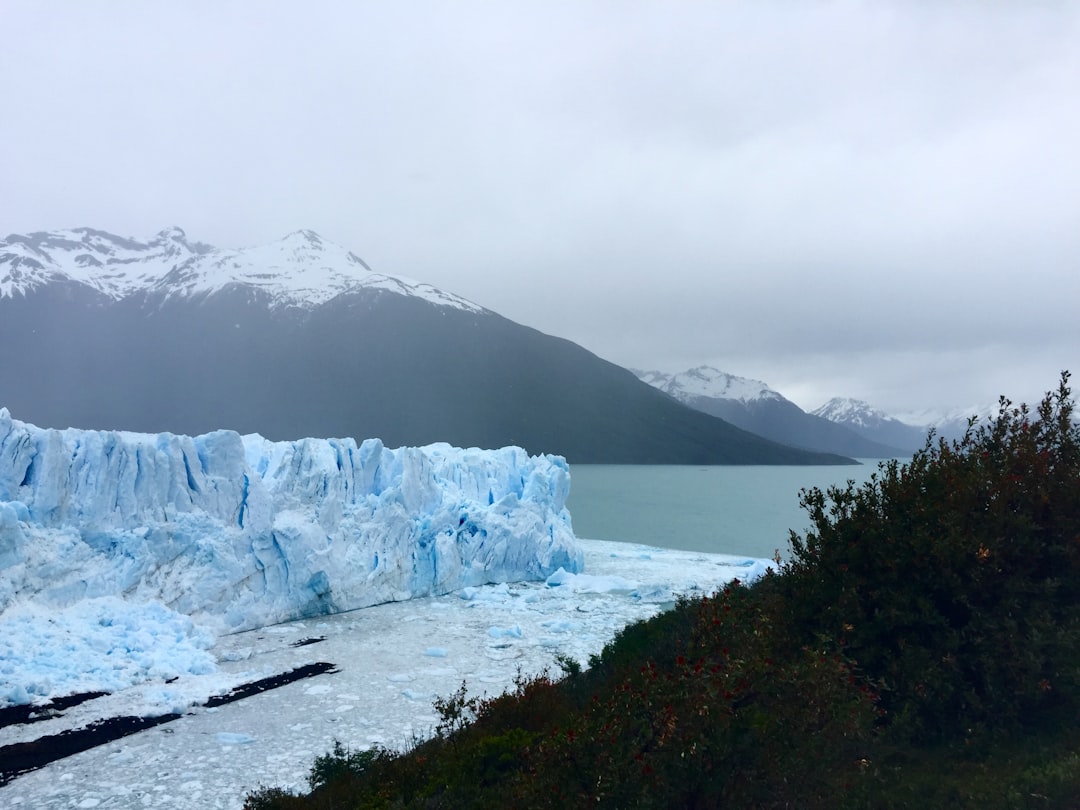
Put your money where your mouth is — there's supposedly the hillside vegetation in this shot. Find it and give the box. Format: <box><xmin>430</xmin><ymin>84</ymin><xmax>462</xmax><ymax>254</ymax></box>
<box><xmin>246</xmin><ymin>373</ymin><xmax>1080</xmax><ymax>808</ymax></box>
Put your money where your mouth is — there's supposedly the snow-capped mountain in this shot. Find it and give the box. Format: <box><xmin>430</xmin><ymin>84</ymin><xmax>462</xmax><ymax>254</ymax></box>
<box><xmin>813</xmin><ymin>397</ymin><xmax>900</xmax><ymax>430</ymax></box>
<box><xmin>0</xmin><ymin>227</ymin><xmax>851</xmax><ymax>465</ymax></box>
<box><xmin>895</xmin><ymin>404</ymin><xmax>1000</xmax><ymax>441</ymax></box>
<box><xmin>0</xmin><ymin>226</ymin><xmax>482</xmax><ymax>312</ymax></box>
<box><xmin>637</xmin><ymin>366</ymin><xmax>784</xmax><ymax>404</ymax></box>
<box><xmin>812</xmin><ymin>398</ymin><xmax>935</xmax><ymax>452</ymax></box>
<box><xmin>637</xmin><ymin>367</ymin><xmax>905</xmax><ymax>458</ymax></box>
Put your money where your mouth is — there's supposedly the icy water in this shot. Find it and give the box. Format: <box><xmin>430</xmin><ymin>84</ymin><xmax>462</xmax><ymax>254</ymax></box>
<box><xmin>1</xmin><ymin>541</ymin><xmax>766</xmax><ymax>808</ymax></box>
<box><xmin>567</xmin><ymin>460</ymin><xmax>898</xmax><ymax>561</ymax></box>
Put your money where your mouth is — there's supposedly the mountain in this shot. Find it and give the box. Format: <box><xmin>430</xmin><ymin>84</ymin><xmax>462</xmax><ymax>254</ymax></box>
<box><xmin>637</xmin><ymin>366</ymin><xmax>906</xmax><ymax>458</ymax></box>
<box><xmin>895</xmin><ymin>404</ymin><xmax>1000</xmax><ymax>444</ymax></box>
<box><xmin>812</xmin><ymin>398</ymin><xmax>932</xmax><ymax>453</ymax></box>
<box><xmin>0</xmin><ymin>227</ymin><xmax>854</xmax><ymax>465</ymax></box>
<box><xmin>0</xmin><ymin>226</ymin><xmax>479</xmax><ymax>310</ymax></box>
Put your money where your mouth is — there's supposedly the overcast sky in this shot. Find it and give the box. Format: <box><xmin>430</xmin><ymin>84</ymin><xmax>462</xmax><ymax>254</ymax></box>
<box><xmin>3</xmin><ymin>1</ymin><xmax>1078</xmax><ymax>415</ymax></box>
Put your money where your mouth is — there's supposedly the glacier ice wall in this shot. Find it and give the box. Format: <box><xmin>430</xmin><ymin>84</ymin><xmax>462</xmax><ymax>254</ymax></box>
<box><xmin>0</xmin><ymin>408</ymin><xmax>582</xmax><ymax>632</ymax></box>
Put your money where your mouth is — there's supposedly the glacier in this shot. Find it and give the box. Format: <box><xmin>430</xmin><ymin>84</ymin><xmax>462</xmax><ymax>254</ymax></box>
<box><xmin>0</xmin><ymin>408</ymin><xmax>581</xmax><ymax>704</ymax></box>
<box><xmin>1</xmin><ymin>539</ymin><xmax>774</xmax><ymax>805</ymax></box>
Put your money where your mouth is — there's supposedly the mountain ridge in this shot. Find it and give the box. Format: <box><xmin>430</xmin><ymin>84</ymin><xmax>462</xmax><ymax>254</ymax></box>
<box><xmin>812</xmin><ymin>397</ymin><xmax>986</xmax><ymax>452</ymax></box>
<box><xmin>638</xmin><ymin>367</ymin><xmax>906</xmax><ymax>458</ymax></box>
<box><xmin>0</xmin><ymin>227</ymin><xmax>854</xmax><ymax>466</ymax></box>
<box><xmin>0</xmin><ymin>226</ymin><xmax>483</xmax><ymax>312</ymax></box>
<box><xmin>635</xmin><ymin>366</ymin><xmax>784</xmax><ymax>404</ymax></box>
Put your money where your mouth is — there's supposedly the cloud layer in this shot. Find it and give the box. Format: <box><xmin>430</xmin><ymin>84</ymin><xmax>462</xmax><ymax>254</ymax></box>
<box><xmin>3</xmin><ymin>1</ymin><xmax>1077</xmax><ymax>413</ymax></box>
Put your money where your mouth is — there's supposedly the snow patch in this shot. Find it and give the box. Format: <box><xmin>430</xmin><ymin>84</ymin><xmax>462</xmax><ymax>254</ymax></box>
<box><xmin>0</xmin><ymin>227</ymin><xmax>485</xmax><ymax>312</ymax></box>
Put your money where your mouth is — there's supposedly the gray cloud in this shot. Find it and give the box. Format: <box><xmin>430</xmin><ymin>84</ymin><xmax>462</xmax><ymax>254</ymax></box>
<box><xmin>3</xmin><ymin>1</ymin><xmax>1077</xmax><ymax>414</ymax></box>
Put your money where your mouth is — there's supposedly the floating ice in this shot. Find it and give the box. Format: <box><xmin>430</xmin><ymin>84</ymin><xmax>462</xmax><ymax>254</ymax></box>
<box><xmin>545</xmin><ymin>568</ymin><xmax>639</xmax><ymax>594</ymax></box>
<box><xmin>216</xmin><ymin>732</ymin><xmax>256</xmax><ymax>746</ymax></box>
<box><xmin>0</xmin><ymin>597</ymin><xmax>216</xmax><ymax>706</ymax></box>
<box><xmin>0</xmin><ymin>538</ymin><xmax>775</xmax><ymax>807</ymax></box>
<box><xmin>487</xmin><ymin>625</ymin><xmax>524</xmax><ymax>638</ymax></box>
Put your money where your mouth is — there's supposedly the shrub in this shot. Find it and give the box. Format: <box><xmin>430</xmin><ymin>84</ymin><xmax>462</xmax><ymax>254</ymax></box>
<box><xmin>243</xmin><ymin>374</ymin><xmax>1080</xmax><ymax>807</ymax></box>
<box><xmin>782</xmin><ymin>372</ymin><xmax>1080</xmax><ymax>742</ymax></box>
<box><xmin>508</xmin><ymin>582</ymin><xmax>878</xmax><ymax>808</ymax></box>
<box><xmin>308</xmin><ymin>739</ymin><xmax>383</xmax><ymax>791</ymax></box>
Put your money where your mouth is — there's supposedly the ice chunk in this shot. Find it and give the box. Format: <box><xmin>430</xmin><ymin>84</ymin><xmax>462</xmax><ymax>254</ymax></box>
<box><xmin>0</xmin><ymin>597</ymin><xmax>215</xmax><ymax>705</ymax></box>
<box><xmin>215</xmin><ymin>732</ymin><xmax>256</xmax><ymax>745</ymax></box>
<box><xmin>545</xmin><ymin>568</ymin><xmax>638</xmax><ymax>594</ymax></box>
<box><xmin>487</xmin><ymin>625</ymin><xmax>524</xmax><ymax>638</ymax></box>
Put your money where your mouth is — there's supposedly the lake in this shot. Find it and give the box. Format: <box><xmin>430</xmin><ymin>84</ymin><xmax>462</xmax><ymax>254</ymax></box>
<box><xmin>566</xmin><ymin>460</ymin><xmax>899</xmax><ymax>561</ymax></box>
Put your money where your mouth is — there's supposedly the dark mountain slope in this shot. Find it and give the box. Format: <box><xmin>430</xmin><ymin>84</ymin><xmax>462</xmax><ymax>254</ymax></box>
<box><xmin>680</xmin><ymin>393</ymin><xmax>905</xmax><ymax>457</ymax></box>
<box><xmin>637</xmin><ymin>367</ymin><xmax>903</xmax><ymax>458</ymax></box>
<box><xmin>1</xmin><ymin>227</ymin><xmax>855</xmax><ymax>464</ymax></box>
<box><xmin>1</xmin><ymin>286</ymin><xmax>854</xmax><ymax>464</ymax></box>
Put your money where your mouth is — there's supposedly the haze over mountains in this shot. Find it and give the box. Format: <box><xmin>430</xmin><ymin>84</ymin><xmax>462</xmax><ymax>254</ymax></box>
<box><xmin>636</xmin><ymin>367</ymin><xmax>910</xmax><ymax>457</ymax></box>
<box><xmin>811</xmin><ymin>397</ymin><xmax>994</xmax><ymax>453</ymax></box>
<box><xmin>811</xmin><ymin>398</ymin><xmax>935</xmax><ymax>454</ymax></box>
<box><xmin>638</xmin><ymin>366</ymin><xmax>995</xmax><ymax>457</ymax></box>
<box><xmin>0</xmin><ymin>227</ymin><xmax>850</xmax><ymax>466</ymax></box>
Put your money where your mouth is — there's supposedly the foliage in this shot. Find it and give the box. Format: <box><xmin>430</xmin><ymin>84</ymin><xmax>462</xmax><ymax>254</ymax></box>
<box><xmin>782</xmin><ymin>372</ymin><xmax>1080</xmax><ymax>741</ymax></box>
<box><xmin>243</xmin><ymin>786</ymin><xmax>297</xmax><ymax>810</ymax></box>
<box><xmin>308</xmin><ymin>740</ymin><xmax>383</xmax><ymax>792</ymax></box>
<box><xmin>244</xmin><ymin>373</ymin><xmax>1080</xmax><ymax>808</ymax></box>
<box><xmin>243</xmin><ymin>741</ymin><xmax>389</xmax><ymax>809</ymax></box>
<box><xmin>507</xmin><ymin>581</ymin><xmax>878</xmax><ymax>808</ymax></box>
<box><xmin>433</xmin><ymin>681</ymin><xmax>480</xmax><ymax>741</ymax></box>
<box><xmin>246</xmin><ymin>583</ymin><xmax>878</xmax><ymax>808</ymax></box>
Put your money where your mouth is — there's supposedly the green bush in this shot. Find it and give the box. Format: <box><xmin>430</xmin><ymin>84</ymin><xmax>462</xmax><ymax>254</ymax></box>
<box><xmin>244</xmin><ymin>374</ymin><xmax>1080</xmax><ymax>808</ymax></box>
<box><xmin>782</xmin><ymin>372</ymin><xmax>1080</xmax><ymax>742</ymax></box>
<box><xmin>308</xmin><ymin>740</ymin><xmax>383</xmax><ymax>792</ymax></box>
<box><xmin>503</xmin><ymin>583</ymin><xmax>878</xmax><ymax>808</ymax></box>
<box><xmin>243</xmin><ymin>740</ymin><xmax>388</xmax><ymax>809</ymax></box>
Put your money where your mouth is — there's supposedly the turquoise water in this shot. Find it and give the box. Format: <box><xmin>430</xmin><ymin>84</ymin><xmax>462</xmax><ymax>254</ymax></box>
<box><xmin>565</xmin><ymin>461</ymin><xmax>897</xmax><ymax>561</ymax></box>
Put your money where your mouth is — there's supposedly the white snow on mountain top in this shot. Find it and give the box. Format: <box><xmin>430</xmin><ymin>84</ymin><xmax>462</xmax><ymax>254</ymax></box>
<box><xmin>817</xmin><ymin>397</ymin><xmax>997</xmax><ymax>432</ymax></box>
<box><xmin>0</xmin><ymin>226</ymin><xmax>484</xmax><ymax>312</ymax></box>
<box><xmin>895</xmin><ymin>403</ymin><xmax>999</xmax><ymax>430</ymax></box>
<box><xmin>636</xmin><ymin>366</ymin><xmax>783</xmax><ymax>404</ymax></box>
<box><xmin>811</xmin><ymin>397</ymin><xmax>903</xmax><ymax>428</ymax></box>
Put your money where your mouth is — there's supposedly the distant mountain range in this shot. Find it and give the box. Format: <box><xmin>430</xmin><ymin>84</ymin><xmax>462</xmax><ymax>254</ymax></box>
<box><xmin>0</xmin><ymin>227</ymin><xmax>852</xmax><ymax>465</ymax></box>
<box><xmin>812</xmin><ymin>398</ymin><xmax>993</xmax><ymax>453</ymax></box>
<box><xmin>638</xmin><ymin>366</ymin><xmax>996</xmax><ymax>457</ymax></box>
<box><xmin>810</xmin><ymin>398</ymin><xmax>931</xmax><ymax>453</ymax></box>
<box><xmin>636</xmin><ymin>367</ymin><xmax>908</xmax><ymax>457</ymax></box>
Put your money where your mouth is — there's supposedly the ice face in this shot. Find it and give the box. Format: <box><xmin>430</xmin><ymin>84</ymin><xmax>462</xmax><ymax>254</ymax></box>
<box><xmin>0</xmin><ymin>408</ymin><xmax>582</xmax><ymax>636</ymax></box>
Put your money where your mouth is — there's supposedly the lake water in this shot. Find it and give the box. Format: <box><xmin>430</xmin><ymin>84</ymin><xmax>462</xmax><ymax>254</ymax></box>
<box><xmin>566</xmin><ymin>461</ymin><xmax>898</xmax><ymax>561</ymax></box>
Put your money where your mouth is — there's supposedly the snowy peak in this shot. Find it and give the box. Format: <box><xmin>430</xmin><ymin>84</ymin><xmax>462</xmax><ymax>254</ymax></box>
<box><xmin>811</xmin><ymin>397</ymin><xmax>904</xmax><ymax>430</ymax></box>
<box><xmin>812</xmin><ymin>397</ymin><xmax>936</xmax><ymax>453</ymax></box>
<box><xmin>895</xmin><ymin>403</ymin><xmax>998</xmax><ymax>432</ymax></box>
<box><xmin>638</xmin><ymin>366</ymin><xmax>784</xmax><ymax>404</ymax></box>
<box><xmin>149</xmin><ymin>227</ymin><xmax>374</xmax><ymax>307</ymax></box>
<box><xmin>0</xmin><ymin>226</ymin><xmax>194</xmax><ymax>299</ymax></box>
<box><xmin>634</xmin><ymin>368</ymin><xmax>909</xmax><ymax>457</ymax></box>
<box><xmin>0</xmin><ymin>227</ymin><xmax>484</xmax><ymax>312</ymax></box>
